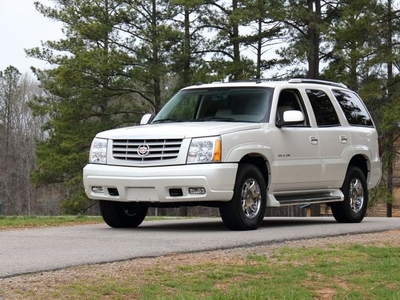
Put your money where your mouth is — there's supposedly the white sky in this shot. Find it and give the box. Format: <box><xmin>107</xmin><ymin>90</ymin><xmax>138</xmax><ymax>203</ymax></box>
<box><xmin>0</xmin><ymin>0</ymin><xmax>63</xmax><ymax>74</ymax></box>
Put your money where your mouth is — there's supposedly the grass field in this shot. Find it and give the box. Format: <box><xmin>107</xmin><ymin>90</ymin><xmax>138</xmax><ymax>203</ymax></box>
<box><xmin>0</xmin><ymin>215</ymin><xmax>187</xmax><ymax>230</ymax></box>
<box><xmin>0</xmin><ymin>215</ymin><xmax>103</xmax><ymax>230</ymax></box>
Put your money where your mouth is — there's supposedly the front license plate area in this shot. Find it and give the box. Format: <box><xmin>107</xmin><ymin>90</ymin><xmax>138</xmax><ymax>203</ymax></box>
<box><xmin>127</xmin><ymin>187</ymin><xmax>158</xmax><ymax>201</ymax></box>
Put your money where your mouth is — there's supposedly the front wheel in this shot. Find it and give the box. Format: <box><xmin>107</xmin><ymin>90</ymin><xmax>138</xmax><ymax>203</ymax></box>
<box><xmin>331</xmin><ymin>166</ymin><xmax>368</xmax><ymax>223</ymax></box>
<box><xmin>219</xmin><ymin>164</ymin><xmax>267</xmax><ymax>230</ymax></box>
<box><xmin>99</xmin><ymin>200</ymin><xmax>148</xmax><ymax>228</ymax></box>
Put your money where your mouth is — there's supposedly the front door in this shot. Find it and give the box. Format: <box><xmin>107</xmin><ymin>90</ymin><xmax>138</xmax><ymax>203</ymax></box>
<box><xmin>272</xmin><ymin>127</ymin><xmax>321</xmax><ymax>192</ymax></box>
<box><xmin>271</xmin><ymin>89</ymin><xmax>321</xmax><ymax>192</ymax></box>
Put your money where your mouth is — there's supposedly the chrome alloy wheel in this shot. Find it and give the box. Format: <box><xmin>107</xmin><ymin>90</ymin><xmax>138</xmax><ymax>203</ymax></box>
<box><xmin>349</xmin><ymin>178</ymin><xmax>364</xmax><ymax>214</ymax></box>
<box><xmin>241</xmin><ymin>178</ymin><xmax>262</xmax><ymax>219</ymax></box>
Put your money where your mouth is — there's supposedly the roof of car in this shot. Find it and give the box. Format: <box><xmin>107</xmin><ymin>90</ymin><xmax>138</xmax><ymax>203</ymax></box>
<box><xmin>182</xmin><ymin>78</ymin><xmax>348</xmax><ymax>90</ymax></box>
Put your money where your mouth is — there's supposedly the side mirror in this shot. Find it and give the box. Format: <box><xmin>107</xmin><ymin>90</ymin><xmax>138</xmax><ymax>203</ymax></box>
<box><xmin>276</xmin><ymin>110</ymin><xmax>305</xmax><ymax>128</ymax></box>
<box><xmin>140</xmin><ymin>114</ymin><xmax>154</xmax><ymax>125</ymax></box>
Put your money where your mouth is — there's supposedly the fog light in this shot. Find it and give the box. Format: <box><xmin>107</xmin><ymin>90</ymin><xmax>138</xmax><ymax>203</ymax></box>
<box><xmin>189</xmin><ymin>187</ymin><xmax>206</xmax><ymax>194</ymax></box>
<box><xmin>91</xmin><ymin>186</ymin><xmax>104</xmax><ymax>193</ymax></box>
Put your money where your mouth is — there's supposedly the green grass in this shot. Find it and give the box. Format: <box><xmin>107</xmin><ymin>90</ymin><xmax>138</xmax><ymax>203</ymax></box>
<box><xmin>110</xmin><ymin>244</ymin><xmax>400</xmax><ymax>300</ymax></box>
<box><xmin>0</xmin><ymin>215</ymin><xmax>192</xmax><ymax>230</ymax></box>
<box><xmin>0</xmin><ymin>215</ymin><xmax>103</xmax><ymax>229</ymax></box>
<box><xmin>3</xmin><ymin>241</ymin><xmax>399</xmax><ymax>300</ymax></box>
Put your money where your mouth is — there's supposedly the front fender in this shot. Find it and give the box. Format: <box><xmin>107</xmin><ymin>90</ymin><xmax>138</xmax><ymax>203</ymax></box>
<box><xmin>224</xmin><ymin>142</ymin><xmax>273</xmax><ymax>163</ymax></box>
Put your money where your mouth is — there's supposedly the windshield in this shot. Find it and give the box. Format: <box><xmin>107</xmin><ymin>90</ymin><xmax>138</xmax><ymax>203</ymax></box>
<box><xmin>152</xmin><ymin>87</ymin><xmax>273</xmax><ymax>123</ymax></box>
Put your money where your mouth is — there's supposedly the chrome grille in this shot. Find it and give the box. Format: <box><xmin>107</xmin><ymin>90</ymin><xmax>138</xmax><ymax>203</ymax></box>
<box><xmin>112</xmin><ymin>139</ymin><xmax>183</xmax><ymax>162</ymax></box>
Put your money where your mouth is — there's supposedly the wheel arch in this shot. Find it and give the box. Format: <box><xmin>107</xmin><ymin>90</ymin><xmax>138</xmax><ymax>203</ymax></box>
<box><xmin>239</xmin><ymin>153</ymin><xmax>270</xmax><ymax>189</ymax></box>
<box><xmin>348</xmin><ymin>154</ymin><xmax>368</xmax><ymax>180</ymax></box>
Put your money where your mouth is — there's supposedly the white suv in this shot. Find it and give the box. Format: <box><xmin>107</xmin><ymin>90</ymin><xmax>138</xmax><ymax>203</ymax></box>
<box><xmin>83</xmin><ymin>78</ymin><xmax>382</xmax><ymax>230</ymax></box>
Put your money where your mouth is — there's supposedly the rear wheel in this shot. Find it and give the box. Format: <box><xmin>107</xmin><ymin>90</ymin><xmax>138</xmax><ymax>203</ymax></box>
<box><xmin>331</xmin><ymin>166</ymin><xmax>368</xmax><ymax>223</ymax></box>
<box><xmin>219</xmin><ymin>164</ymin><xmax>266</xmax><ymax>230</ymax></box>
<box><xmin>99</xmin><ymin>200</ymin><xmax>148</xmax><ymax>228</ymax></box>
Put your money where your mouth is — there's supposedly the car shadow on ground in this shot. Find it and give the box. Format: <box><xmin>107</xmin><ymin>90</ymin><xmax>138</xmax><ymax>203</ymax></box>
<box><xmin>98</xmin><ymin>217</ymin><xmax>337</xmax><ymax>232</ymax></box>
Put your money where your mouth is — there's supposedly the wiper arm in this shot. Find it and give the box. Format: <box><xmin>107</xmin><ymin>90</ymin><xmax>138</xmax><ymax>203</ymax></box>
<box><xmin>195</xmin><ymin>116</ymin><xmax>237</xmax><ymax>122</ymax></box>
<box><xmin>152</xmin><ymin>118</ymin><xmax>187</xmax><ymax>123</ymax></box>
<box><xmin>153</xmin><ymin>116</ymin><xmax>238</xmax><ymax>123</ymax></box>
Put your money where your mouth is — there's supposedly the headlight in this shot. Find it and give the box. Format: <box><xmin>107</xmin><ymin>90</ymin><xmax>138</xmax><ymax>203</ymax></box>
<box><xmin>187</xmin><ymin>136</ymin><xmax>221</xmax><ymax>163</ymax></box>
<box><xmin>89</xmin><ymin>138</ymin><xmax>108</xmax><ymax>164</ymax></box>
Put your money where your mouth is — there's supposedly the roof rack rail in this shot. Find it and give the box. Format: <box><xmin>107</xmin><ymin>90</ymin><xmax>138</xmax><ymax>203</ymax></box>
<box><xmin>288</xmin><ymin>78</ymin><xmax>347</xmax><ymax>88</ymax></box>
<box><xmin>232</xmin><ymin>78</ymin><xmax>279</xmax><ymax>84</ymax></box>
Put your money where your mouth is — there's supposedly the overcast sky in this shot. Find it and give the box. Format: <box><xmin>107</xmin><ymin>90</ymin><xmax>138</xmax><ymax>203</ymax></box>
<box><xmin>0</xmin><ymin>0</ymin><xmax>63</xmax><ymax>74</ymax></box>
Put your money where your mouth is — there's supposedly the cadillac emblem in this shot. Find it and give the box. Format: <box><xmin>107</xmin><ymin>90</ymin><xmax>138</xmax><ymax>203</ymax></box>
<box><xmin>137</xmin><ymin>144</ymin><xmax>150</xmax><ymax>156</ymax></box>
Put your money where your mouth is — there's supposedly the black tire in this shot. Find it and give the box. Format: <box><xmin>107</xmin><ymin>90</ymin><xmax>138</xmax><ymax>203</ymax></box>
<box><xmin>219</xmin><ymin>164</ymin><xmax>267</xmax><ymax>230</ymax></box>
<box><xmin>99</xmin><ymin>200</ymin><xmax>148</xmax><ymax>228</ymax></box>
<box><xmin>331</xmin><ymin>166</ymin><xmax>368</xmax><ymax>223</ymax></box>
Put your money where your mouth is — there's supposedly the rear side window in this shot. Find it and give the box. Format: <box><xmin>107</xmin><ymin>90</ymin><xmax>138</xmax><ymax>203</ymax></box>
<box><xmin>332</xmin><ymin>90</ymin><xmax>373</xmax><ymax>127</ymax></box>
<box><xmin>306</xmin><ymin>89</ymin><xmax>340</xmax><ymax>126</ymax></box>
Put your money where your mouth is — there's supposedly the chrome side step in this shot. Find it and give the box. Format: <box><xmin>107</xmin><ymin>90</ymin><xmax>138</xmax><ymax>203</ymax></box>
<box><xmin>275</xmin><ymin>190</ymin><xmax>344</xmax><ymax>206</ymax></box>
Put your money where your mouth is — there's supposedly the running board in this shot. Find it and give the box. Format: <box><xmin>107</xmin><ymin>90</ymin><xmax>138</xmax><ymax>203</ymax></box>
<box><xmin>275</xmin><ymin>191</ymin><xmax>344</xmax><ymax>206</ymax></box>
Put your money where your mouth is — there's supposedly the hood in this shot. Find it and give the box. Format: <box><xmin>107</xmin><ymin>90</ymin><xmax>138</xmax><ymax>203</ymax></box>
<box><xmin>96</xmin><ymin>122</ymin><xmax>262</xmax><ymax>139</ymax></box>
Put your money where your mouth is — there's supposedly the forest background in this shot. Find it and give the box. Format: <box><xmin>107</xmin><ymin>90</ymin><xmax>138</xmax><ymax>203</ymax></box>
<box><xmin>0</xmin><ymin>0</ymin><xmax>399</xmax><ymax>216</ymax></box>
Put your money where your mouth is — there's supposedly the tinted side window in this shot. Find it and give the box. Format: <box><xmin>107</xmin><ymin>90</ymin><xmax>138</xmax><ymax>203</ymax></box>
<box><xmin>306</xmin><ymin>89</ymin><xmax>340</xmax><ymax>126</ymax></box>
<box><xmin>332</xmin><ymin>90</ymin><xmax>373</xmax><ymax>127</ymax></box>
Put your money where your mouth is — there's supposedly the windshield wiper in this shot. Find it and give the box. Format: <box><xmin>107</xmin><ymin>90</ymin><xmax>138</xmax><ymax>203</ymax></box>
<box><xmin>152</xmin><ymin>118</ymin><xmax>187</xmax><ymax>123</ymax></box>
<box><xmin>195</xmin><ymin>116</ymin><xmax>237</xmax><ymax>122</ymax></box>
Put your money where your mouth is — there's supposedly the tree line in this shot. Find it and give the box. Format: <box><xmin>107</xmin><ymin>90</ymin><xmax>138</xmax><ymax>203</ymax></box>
<box><xmin>1</xmin><ymin>0</ymin><xmax>400</xmax><ymax>215</ymax></box>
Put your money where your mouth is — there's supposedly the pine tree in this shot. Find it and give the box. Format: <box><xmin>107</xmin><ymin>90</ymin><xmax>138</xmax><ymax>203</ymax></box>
<box><xmin>201</xmin><ymin>0</ymin><xmax>257</xmax><ymax>80</ymax></box>
<box><xmin>374</xmin><ymin>0</ymin><xmax>400</xmax><ymax>217</ymax></box>
<box><xmin>240</xmin><ymin>0</ymin><xmax>284</xmax><ymax>78</ymax></box>
<box><xmin>28</xmin><ymin>0</ymin><xmax>156</xmax><ymax>213</ymax></box>
<box><xmin>169</xmin><ymin>0</ymin><xmax>218</xmax><ymax>88</ymax></box>
<box><xmin>116</xmin><ymin>0</ymin><xmax>183</xmax><ymax>111</ymax></box>
<box><xmin>276</xmin><ymin>0</ymin><xmax>341</xmax><ymax>78</ymax></box>
<box><xmin>322</xmin><ymin>0</ymin><xmax>384</xmax><ymax>90</ymax></box>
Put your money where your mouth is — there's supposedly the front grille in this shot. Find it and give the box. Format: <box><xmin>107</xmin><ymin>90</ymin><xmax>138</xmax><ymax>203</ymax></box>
<box><xmin>112</xmin><ymin>139</ymin><xmax>183</xmax><ymax>162</ymax></box>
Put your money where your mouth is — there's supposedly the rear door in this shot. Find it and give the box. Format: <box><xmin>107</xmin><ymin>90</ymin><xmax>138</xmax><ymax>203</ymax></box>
<box><xmin>305</xmin><ymin>88</ymin><xmax>350</xmax><ymax>189</ymax></box>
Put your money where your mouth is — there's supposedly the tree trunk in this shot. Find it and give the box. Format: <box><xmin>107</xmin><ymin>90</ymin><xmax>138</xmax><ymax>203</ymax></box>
<box><xmin>386</xmin><ymin>0</ymin><xmax>393</xmax><ymax>218</ymax></box>
<box><xmin>306</xmin><ymin>0</ymin><xmax>320</xmax><ymax>79</ymax></box>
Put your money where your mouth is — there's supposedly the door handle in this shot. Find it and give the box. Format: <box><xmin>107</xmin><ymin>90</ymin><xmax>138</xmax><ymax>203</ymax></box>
<box><xmin>340</xmin><ymin>135</ymin><xmax>348</xmax><ymax>144</ymax></box>
<box><xmin>310</xmin><ymin>136</ymin><xmax>318</xmax><ymax>145</ymax></box>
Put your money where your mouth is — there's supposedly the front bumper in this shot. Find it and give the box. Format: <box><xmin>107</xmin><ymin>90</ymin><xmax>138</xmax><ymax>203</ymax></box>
<box><xmin>83</xmin><ymin>163</ymin><xmax>237</xmax><ymax>203</ymax></box>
